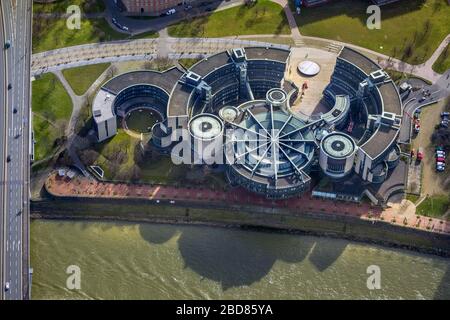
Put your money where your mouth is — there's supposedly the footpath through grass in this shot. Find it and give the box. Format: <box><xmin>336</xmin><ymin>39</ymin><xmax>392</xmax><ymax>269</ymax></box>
<box><xmin>32</xmin><ymin>73</ymin><xmax>73</xmax><ymax>161</ymax></box>
<box><xmin>62</xmin><ymin>63</ymin><xmax>110</xmax><ymax>95</ymax></box>
<box><xmin>293</xmin><ymin>0</ymin><xmax>450</xmax><ymax>65</ymax></box>
<box><xmin>168</xmin><ymin>0</ymin><xmax>290</xmax><ymax>38</ymax></box>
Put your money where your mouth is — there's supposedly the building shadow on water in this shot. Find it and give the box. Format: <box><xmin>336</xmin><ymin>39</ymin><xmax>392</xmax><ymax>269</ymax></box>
<box><xmin>138</xmin><ymin>224</ymin><xmax>350</xmax><ymax>289</ymax></box>
<box><xmin>308</xmin><ymin>239</ymin><xmax>348</xmax><ymax>272</ymax></box>
<box><xmin>434</xmin><ymin>265</ymin><xmax>450</xmax><ymax>300</ymax></box>
<box><xmin>176</xmin><ymin>229</ymin><xmax>316</xmax><ymax>290</ymax></box>
<box><xmin>138</xmin><ymin>223</ymin><xmax>179</xmax><ymax>244</ymax></box>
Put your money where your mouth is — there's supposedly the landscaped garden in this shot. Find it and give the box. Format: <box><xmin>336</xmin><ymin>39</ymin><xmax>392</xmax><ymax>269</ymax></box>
<box><xmin>168</xmin><ymin>0</ymin><xmax>290</xmax><ymax>38</ymax></box>
<box><xmin>32</xmin><ymin>73</ymin><xmax>73</xmax><ymax>161</ymax></box>
<box><xmin>292</xmin><ymin>0</ymin><xmax>450</xmax><ymax>64</ymax></box>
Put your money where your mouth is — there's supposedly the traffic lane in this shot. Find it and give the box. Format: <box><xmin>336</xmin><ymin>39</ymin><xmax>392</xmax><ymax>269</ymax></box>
<box><xmin>3</xmin><ymin>0</ymin><xmax>29</xmax><ymax>299</ymax></box>
<box><xmin>0</xmin><ymin>1</ymin><xmax>7</xmax><ymax>300</ymax></box>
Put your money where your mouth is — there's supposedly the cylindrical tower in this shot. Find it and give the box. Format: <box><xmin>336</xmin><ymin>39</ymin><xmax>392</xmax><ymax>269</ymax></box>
<box><xmin>266</xmin><ymin>88</ymin><xmax>288</xmax><ymax>111</ymax></box>
<box><xmin>188</xmin><ymin>113</ymin><xmax>224</xmax><ymax>165</ymax></box>
<box><xmin>319</xmin><ymin>132</ymin><xmax>356</xmax><ymax>179</ymax></box>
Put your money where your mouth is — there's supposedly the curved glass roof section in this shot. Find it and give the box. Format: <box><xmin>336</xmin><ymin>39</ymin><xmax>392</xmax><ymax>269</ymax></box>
<box><xmin>227</xmin><ymin>104</ymin><xmax>317</xmax><ymax>179</ymax></box>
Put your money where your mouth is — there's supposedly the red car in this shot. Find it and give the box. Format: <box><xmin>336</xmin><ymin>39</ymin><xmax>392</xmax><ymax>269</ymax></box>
<box><xmin>417</xmin><ymin>148</ymin><xmax>424</xmax><ymax>161</ymax></box>
<box><xmin>436</xmin><ymin>157</ymin><xmax>446</xmax><ymax>163</ymax></box>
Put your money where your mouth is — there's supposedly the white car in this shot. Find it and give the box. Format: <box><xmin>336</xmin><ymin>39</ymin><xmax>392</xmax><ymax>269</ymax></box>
<box><xmin>5</xmin><ymin>282</ymin><xmax>10</xmax><ymax>291</ymax></box>
<box><xmin>166</xmin><ymin>8</ymin><xmax>176</xmax><ymax>15</ymax></box>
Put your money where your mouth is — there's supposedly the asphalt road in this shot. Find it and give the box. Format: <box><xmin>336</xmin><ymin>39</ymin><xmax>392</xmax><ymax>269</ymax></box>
<box><xmin>0</xmin><ymin>0</ymin><xmax>7</xmax><ymax>301</ymax></box>
<box><xmin>0</xmin><ymin>0</ymin><xmax>32</xmax><ymax>300</ymax></box>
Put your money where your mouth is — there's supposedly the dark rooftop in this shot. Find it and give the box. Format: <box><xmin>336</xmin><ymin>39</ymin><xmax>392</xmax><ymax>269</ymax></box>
<box><xmin>338</xmin><ymin>47</ymin><xmax>381</xmax><ymax>75</ymax></box>
<box><xmin>378</xmin><ymin>81</ymin><xmax>402</xmax><ymax>115</ymax></box>
<box><xmin>361</xmin><ymin>125</ymin><xmax>399</xmax><ymax>159</ymax></box>
<box><xmin>103</xmin><ymin>68</ymin><xmax>183</xmax><ymax>95</ymax></box>
<box><xmin>167</xmin><ymin>82</ymin><xmax>195</xmax><ymax>117</ymax></box>
<box><xmin>190</xmin><ymin>51</ymin><xmax>233</xmax><ymax>77</ymax></box>
<box><xmin>244</xmin><ymin>47</ymin><xmax>290</xmax><ymax>63</ymax></box>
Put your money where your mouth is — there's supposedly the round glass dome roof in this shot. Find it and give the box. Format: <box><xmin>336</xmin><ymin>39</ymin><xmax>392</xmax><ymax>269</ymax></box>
<box><xmin>227</xmin><ymin>103</ymin><xmax>317</xmax><ymax>178</ymax></box>
<box><xmin>189</xmin><ymin>114</ymin><xmax>224</xmax><ymax>141</ymax></box>
<box><xmin>321</xmin><ymin>133</ymin><xmax>356</xmax><ymax>159</ymax></box>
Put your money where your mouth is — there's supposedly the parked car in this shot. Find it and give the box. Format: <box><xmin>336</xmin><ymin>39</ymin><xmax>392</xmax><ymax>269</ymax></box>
<box><xmin>166</xmin><ymin>8</ymin><xmax>176</xmax><ymax>15</ymax></box>
<box><xmin>436</xmin><ymin>163</ymin><xmax>445</xmax><ymax>172</ymax></box>
<box><xmin>5</xmin><ymin>282</ymin><xmax>10</xmax><ymax>291</ymax></box>
<box><xmin>417</xmin><ymin>148</ymin><xmax>424</xmax><ymax>161</ymax></box>
<box><xmin>413</xmin><ymin>109</ymin><xmax>421</xmax><ymax>119</ymax></box>
<box><xmin>436</xmin><ymin>157</ymin><xmax>446</xmax><ymax>163</ymax></box>
<box><xmin>414</xmin><ymin>121</ymin><xmax>421</xmax><ymax>133</ymax></box>
<box><xmin>184</xmin><ymin>5</ymin><xmax>192</xmax><ymax>10</ymax></box>
<box><xmin>436</xmin><ymin>146</ymin><xmax>444</xmax><ymax>152</ymax></box>
<box><xmin>436</xmin><ymin>151</ymin><xmax>446</xmax><ymax>158</ymax></box>
<box><xmin>436</xmin><ymin>161</ymin><xmax>446</xmax><ymax>168</ymax></box>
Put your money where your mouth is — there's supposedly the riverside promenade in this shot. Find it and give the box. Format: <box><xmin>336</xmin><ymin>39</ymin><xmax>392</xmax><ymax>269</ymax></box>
<box><xmin>44</xmin><ymin>172</ymin><xmax>450</xmax><ymax>235</ymax></box>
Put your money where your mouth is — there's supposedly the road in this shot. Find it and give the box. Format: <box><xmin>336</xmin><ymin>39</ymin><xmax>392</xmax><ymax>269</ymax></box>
<box><xmin>399</xmin><ymin>70</ymin><xmax>450</xmax><ymax>144</ymax></box>
<box><xmin>0</xmin><ymin>0</ymin><xmax>32</xmax><ymax>300</ymax></box>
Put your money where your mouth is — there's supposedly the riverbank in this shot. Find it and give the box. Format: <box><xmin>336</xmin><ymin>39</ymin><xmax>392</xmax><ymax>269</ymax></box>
<box><xmin>31</xmin><ymin>197</ymin><xmax>450</xmax><ymax>258</ymax></box>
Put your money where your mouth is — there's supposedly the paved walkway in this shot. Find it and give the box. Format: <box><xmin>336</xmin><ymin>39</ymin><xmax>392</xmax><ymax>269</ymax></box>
<box><xmin>45</xmin><ymin>172</ymin><xmax>450</xmax><ymax>235</ymax></box>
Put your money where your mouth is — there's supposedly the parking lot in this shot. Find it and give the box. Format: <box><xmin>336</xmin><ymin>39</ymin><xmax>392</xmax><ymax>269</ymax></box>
<box><xmin>411</xmin><ymin>99</ymin><xmax>449</xmax><ymax>196</ymax></box>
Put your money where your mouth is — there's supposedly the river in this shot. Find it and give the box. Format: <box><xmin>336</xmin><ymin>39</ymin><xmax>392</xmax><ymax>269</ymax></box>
<box><xmin>30</xmin><ymin>220</ymin><xmax>450</xmax><ymax>299</ymax></box>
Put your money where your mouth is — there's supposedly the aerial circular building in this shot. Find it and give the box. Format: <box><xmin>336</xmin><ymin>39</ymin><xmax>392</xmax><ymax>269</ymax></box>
<box><xmin>319</xmin><ymin>132</ymin><xmax>357</xmax><ymax>179</ymax></box>
<box><xmin>91</xmin><ymin>46</ymin><xmax>403</xmax><ymax>202</ymax></box>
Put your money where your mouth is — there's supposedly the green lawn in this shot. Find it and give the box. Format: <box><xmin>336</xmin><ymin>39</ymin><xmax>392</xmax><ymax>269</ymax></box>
<box><xmin>32</xmin><ymin>73</ymin><xmax>73</xmax><ymax>161</ymax></box>
<box><xmin>293</xmin><ymin>0</ymin><xmax>450</xmax><ymax>65</ymax></box>
<box><xmin>179</xmin><ymin>58</ymin><xmax>202</xmax><ymax>69</ymax></box>
<box><xmin>416</xmin><ymin>195</ymin><xmax>450</xmax><ymax>219</ymax></box>
<box><xmin>93</xmin><ymin>129</ymin><xmax>138</xmax><ymax>179</ymax></box>
<box><xmin>406</xmin><ymin>193</ymin><xmax>420</xmax><ymax>204</ymax></box>
<box><xmin>33</xmin><ymin>0</ymin><xmax>105</xmax><ymax>14</ymax></box>
<box><xmin>168</xmin><ymin>0</ymin><xmax>290</xmax><ymax>37</ymax></box>
<box><xmin>62</xmin><ymin>63</ymin><xmax>110</xmax><ymax>95</ymax></box>
<box><xmin>32</xmin><ymin>18</ymin><xmax>157</xmax><ymax>53</ymax></box>
<box><xmin>432</xmin><ymin>44</ymin><xmax>450</xmax><ymax>74</ymax></box>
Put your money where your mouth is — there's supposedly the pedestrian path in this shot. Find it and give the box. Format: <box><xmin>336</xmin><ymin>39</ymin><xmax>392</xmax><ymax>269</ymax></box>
<box><xmin>45</xmin><ymin>172</ymin><xmax>450</xmax><ymax>235</ymax></box>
